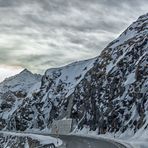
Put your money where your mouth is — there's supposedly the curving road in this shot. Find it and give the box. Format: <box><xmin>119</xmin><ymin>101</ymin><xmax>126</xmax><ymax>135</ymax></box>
<box><xmin>58</xmin><ymin>135</ymin><xmax>126</xmax><ymax>148</ymax></box>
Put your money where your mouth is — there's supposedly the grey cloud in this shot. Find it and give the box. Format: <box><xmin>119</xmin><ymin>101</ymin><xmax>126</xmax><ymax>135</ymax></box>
<box><xmin>0</xmin><ymin>0</ymin><xmax>147</xmax><ymax>74</ymax></box>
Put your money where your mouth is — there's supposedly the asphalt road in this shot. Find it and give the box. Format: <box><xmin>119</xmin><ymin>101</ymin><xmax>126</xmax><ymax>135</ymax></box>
<box><xmin>58</xmin><ymin>135</ymin><xmax>126</xmax><ymax>148</ymax></box>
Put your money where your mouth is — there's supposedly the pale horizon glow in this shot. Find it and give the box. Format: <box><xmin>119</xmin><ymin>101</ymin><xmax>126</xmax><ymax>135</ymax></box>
<box><xmin>0</xmin><ymin>0</ymin><xmax>147</xmax><ymax>82</ymax></box>
<box><xmin>0</xmin><ymin>66</ymin><xmax>23</xmax><ymax>82</ymax></box>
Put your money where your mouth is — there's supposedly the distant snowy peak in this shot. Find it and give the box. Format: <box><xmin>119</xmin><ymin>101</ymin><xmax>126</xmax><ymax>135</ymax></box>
<box><xmin>0</xmin><ymin>69</ymin><xmax>41</xmax><ymax>94</ymax></box>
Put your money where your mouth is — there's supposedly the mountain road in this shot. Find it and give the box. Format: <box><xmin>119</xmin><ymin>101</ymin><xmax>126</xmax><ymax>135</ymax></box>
<box><xmin>57</xmin><ymin>135</ymin><xmax>126</xmax><ymax>148</ymax></box>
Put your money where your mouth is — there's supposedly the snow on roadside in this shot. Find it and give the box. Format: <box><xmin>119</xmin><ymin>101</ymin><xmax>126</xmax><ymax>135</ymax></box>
<box><xmin>71</xmin><ymin>127</ymin><xmax>148</xmax><ymax>148</ymax></box>
<box><xmin>0</xmin><ymin>131</ymin><xmax>62</xmax><ymax>147</ymax></box>
<box><xmin>127</xmin><ymin>123</ymin><xmax>148</xmax><ymax>148</ymax></box>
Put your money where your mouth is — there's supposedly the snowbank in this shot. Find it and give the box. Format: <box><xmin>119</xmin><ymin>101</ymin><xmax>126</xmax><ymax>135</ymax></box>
<box><xmin>71</xmin><ymin>127</ymin><xmax>148</xmax><ymax>148</ymax></box>
<box><xmin>0</xmin><ymin>131</ymin><xmax>62</xmax><ymax>147</ymax></box>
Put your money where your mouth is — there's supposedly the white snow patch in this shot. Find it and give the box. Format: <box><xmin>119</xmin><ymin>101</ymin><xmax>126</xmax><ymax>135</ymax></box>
<box><xmin>0</xmin><ymin>131</ymin><xmax>62</xmax><ymax>147</ymax></box>
<box><xmin>125</xmin><ymin>72</ymin><xmax>136</xmax><ymax>85</ymax></box>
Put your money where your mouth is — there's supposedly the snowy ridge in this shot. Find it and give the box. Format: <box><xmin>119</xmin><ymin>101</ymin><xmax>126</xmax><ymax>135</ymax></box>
<box><xmin>109</xmin><ymin>13</ymin><xmax>148</xmax><ymax>48</ymax></box>
<box><xmin>0</xmin><ymin>57</ymin><xmax>97</xmax><ymax>132</ymax></box>
<box><xmin>0</xmin><ymin>69</ymin><xmax>42</xmax><ymax>132</ymax></box>
<box><xmin>0</xmin><ymin>69</ymin><xmax>41</xmax><ymax>94</ymax></box>
<box><xmin>43</xmin><ymin>58</ymin><xmax>96</xmax><ymax>98</ymax></box>
<box><xmin>67</xmin><ymin>14</ymin><xmax>148</xmax><ymax>148</ymax></box>
<box><xmin>0</xmin><ymin>13</ymin><xmax>147</xmax><ymax>148</ymax></box>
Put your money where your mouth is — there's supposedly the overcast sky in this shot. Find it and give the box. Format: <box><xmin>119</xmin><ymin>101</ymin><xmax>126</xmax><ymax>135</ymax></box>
<box><xmin>0</xmin><ymin>0</ymin><xmax>148</xmax><ymax>81</ymax></box>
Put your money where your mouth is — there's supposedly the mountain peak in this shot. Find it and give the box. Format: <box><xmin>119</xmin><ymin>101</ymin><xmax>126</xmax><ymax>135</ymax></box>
<box><xmin>138</xmin><ymin>13</ymin><xmax>148</xmax><ymax>20</ymax></box>
<box><xmin>107</xmin><ymin>13</ymin><xmax>148</xmax><ymax>49</ymax></box>
<box><xmin>20</xmin><ymin>68</ymin><xmax>32</xmax><ymax>75</ymax></box>
<box><xmin>0</xmin><ymin>68</ymin><xmax>41</xmax><ymax>94</ymax></box>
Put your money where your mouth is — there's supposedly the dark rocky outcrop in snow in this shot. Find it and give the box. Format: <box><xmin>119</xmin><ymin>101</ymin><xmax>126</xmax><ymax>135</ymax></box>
<box><xmin>0</xmin><ymin>13</ymin><xmax>147</xmax><ymax>135</ymax></box>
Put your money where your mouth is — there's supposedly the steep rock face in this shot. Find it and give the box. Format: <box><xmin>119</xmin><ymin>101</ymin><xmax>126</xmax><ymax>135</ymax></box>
<box><xmin>0</xmin><ymin>14</ymin><xmax>147</xmax><ymax>135</ymax></box>
<box><xmin>69</xmin><ymin>13</ymin><xmax>148</xmax><ymax>133</ymax></box>
<box><xmin>40</xmin><ymin>58</ymin><xmax>96</xmax><ymax>119</ymax></box>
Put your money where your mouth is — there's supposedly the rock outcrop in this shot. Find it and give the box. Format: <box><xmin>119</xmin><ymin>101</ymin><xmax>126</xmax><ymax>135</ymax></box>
<box><xmin>0</xmin><ymin>13</ymin><xmax>147</xmax><ymax>136</ymax></box>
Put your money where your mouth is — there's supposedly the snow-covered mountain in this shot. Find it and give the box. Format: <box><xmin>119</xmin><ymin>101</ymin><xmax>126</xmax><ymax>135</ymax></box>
<box><xmin>0</xmin><ymin>69</ymin><xmax>41</xmax><ymax>95</ymax></box>
<box><xmin>0</xmin><ymin>69</ymin><xmax>41</xmax><ymax>130</ymax></box>
<box><xmin>0</xmin><ymin>13</ymin><xmax>147</xmax><ymax>140</ymax></box>
<box><xmin>0</xmin><ymin>58</ymin><xmax>96</xmax><ymax>131</ymax></box>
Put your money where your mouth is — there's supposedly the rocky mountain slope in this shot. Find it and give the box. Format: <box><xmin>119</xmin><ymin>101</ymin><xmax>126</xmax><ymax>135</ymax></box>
<box><xmin>0</xmin><ymin>13</ymin><xmax>147</xmax><ymax>137</ymax></box>
<box><xmin>0</xmin><ymin>69</ymin><xmax>41</xmax><ymax>95</ymax></box>
<box><xmin>0</xmin><ymin>69</ymin><xmax>41</xmax><ymax>129</ymax></box>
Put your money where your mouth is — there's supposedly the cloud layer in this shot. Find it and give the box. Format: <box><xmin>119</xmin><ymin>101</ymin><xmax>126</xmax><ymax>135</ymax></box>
<box><xmin>0</xmin><ymin>0</ymin><xmax>147</xmax><ymax>74</ymax></box>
